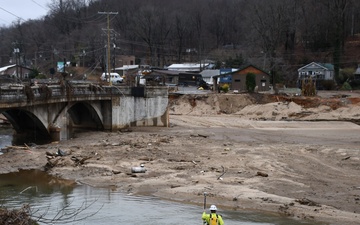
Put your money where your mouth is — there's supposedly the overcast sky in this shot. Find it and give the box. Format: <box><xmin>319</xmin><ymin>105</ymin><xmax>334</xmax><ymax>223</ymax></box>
<box><xmin>0</xmin><ymin>0</ymin><xmax>51</xmax><ymax>27</ymax></box>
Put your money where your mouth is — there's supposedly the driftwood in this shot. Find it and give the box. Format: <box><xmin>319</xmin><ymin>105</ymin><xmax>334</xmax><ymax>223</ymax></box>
<box><xmin>0</xmin><ymin>204</ymin><xmax>36</xmax><ymax>224</ymax></box>
<box><xmin>45</xmin><ymin>157</ymin><xmax>61</xmax><ymax>169</ymax></box>
<box><xmin>217</xmin><ymin>165</ymin><xmax>226</xmax><ymax>180</ymax></box>
<box><xmin>295</xmin><ymin>198</ymin><xmax>321</xmax><ymax>207</ymax></box>
<box><xmin>2</xmin><ymin>145</ymin><xmax>31</xmax><ymax>151</ymax></box>
<box><xmin>23</xmin><ymin>143</ymin><xmax>33</xmax><ymax>150</ymax></box>
<box><xmin>5</xmin><ymin>145</ymin><xmax>27</xmax><ymax>150</ymax></box>
<box><xmin>71</xmin><ymin>156</ymin><xmax>92</xmax><ymax>166</ymax></box>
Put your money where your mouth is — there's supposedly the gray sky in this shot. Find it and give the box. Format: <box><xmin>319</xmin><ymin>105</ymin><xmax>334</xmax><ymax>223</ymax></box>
<box><xmin>0</xmin><ymin>0</ymin><xmax>51</xmax><ymax>27</ymax></box>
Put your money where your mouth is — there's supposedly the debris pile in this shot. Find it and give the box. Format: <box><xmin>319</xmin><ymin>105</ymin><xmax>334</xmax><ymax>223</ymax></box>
<box><xmin>0</xmin><ymin>205</ymin><xmax>36</xmax><ymax>225</ymax></box>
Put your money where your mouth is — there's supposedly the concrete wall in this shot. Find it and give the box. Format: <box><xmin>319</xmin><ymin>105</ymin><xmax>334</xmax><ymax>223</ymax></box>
<box><xmin>111</xmin><ymin>95</ymin><xmax>169</xmax><ymax>129</ymax></box>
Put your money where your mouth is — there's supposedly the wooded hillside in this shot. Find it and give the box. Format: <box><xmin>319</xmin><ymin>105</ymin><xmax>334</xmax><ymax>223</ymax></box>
<box><xmin>1</xmin><ymin>0</ymin><xmax>360</xmax><ymax>87</ymax></box>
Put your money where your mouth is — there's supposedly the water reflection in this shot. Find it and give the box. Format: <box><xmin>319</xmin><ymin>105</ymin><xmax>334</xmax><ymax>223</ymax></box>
<box><xmin>0</xmin><ymin>170</ymin><xmax>325</xmax><ymax>225</ymax></box>
<box><xmin>0</xmin><ymin>170</ymin><xmax>76</xmax><ymax>207</ymax></box>
<box><xmin>0</xmin><ymin>125</ymin><xmax>13</xmax><ymax>149</ymax></box>
<box><xmin>0</xmin><ymin>124</ymin><xmax>50</xmax><ymax>148</ymax></box>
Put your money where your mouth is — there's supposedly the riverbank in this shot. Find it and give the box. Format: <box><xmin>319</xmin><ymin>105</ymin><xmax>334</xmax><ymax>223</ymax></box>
<box><xmin>1</xmin><ymin>91</ymin><xmax>360</xmax><ymax>225</ymax></box>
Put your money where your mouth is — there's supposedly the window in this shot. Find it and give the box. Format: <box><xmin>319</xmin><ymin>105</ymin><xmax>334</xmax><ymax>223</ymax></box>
<box><xmin>234</xmin><ymin>79</ymin><xmax>241</xmax><ymax>82</ymax></box>
<box><xmin>261</xmin><ymin>79</ymin><xmax>266</xmax><ymax>87</ymax></box>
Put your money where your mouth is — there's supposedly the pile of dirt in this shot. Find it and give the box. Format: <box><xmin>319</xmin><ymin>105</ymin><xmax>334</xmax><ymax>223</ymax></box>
<box><xmin>168</xmin><ymin>93</ymin><xmax>272</xmax><ymax>115</ymax></box>
<box><xmin>168</xmin><ymin>92</ymin><xmax>360</xmax><ymax>122</ymax></box>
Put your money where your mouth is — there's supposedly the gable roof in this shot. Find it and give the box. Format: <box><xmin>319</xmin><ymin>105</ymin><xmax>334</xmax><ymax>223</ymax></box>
<box><xmin>212</xmin><ymin>64</ymin><xmax>269</xmax><ymax>78</ymax></box>
<box><xmin>298</xmin><ymin>62</ymin><xmax>334</xmax><ymax>71</ymax></box>
<box><xmin>0</xmin><ymin>64</ymin><xmax>34</xmax><ymax>76</ymax></box>
<box><xmin>236</xmin><ymin>64</ymin><xmax>270</xmax><ymax>75</ymax></box>
<box><xmin>0</xmin><ymin>64</ymin><xmax>16</xmax><ymax>73</ymax></box>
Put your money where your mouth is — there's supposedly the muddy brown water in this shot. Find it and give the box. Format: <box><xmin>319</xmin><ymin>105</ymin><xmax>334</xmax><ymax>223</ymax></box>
<box><xmin>0</xmin><ymin>125</ymin><xmax>326</xmax><ymax>225</ymax></box>
<box><xmin>0</xmin><ymin>170</ymin><xmax>325</xmax><ymax>225</ymax></box>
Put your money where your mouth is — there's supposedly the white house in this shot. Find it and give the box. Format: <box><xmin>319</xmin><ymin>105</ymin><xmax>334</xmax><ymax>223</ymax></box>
<box><xmin>297</xmin><ymin>62</ymin><xmax>334</xmax><ymax>81</ymax></box>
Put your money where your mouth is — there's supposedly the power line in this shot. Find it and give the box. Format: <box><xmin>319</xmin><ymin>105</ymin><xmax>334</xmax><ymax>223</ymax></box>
<box><xmin>31</xmin><ymin>0</ymin><xmax>47</xmax><ymax>11</ymax></box>
<box><xmin>0</xmin><ymin>6</ymin><xmax>24</xmax><ymax>22</ymax></box>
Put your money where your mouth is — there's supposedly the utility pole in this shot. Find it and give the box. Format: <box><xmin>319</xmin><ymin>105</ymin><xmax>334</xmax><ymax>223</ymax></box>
<box><xmin>98</xmin><ymin>11</ymin><xmax>118</xmax><ymax>86</ymax></box>
<box><xmin>14</xmin><ymin>48</ymin><xmax>20</xmax><ymax>80</ymax></box>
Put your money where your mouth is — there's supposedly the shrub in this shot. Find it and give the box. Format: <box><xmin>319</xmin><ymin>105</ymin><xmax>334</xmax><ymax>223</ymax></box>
<box><xmin>246</xmin><ymin>73</ymin><xmax>256</xmax><ymax>92</ymax></box>
<box><xmin>341</xmin><ymin>81</ymin><xmax>352</xmax><ymax>90</ymax></box>
<box><xmin>220</xmin><ymin>83</ymin><xmax>229</xmax><ymax>93</ymax></box>
<box><xmin>301</xmin><ymin>78</ymin><xmax>316</xmax><ymax>96</ymax></box>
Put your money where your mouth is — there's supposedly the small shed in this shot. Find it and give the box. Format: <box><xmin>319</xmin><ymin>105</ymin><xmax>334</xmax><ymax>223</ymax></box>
<box><xmin>213</xmin><ymin>65</ymin><xmax>270</xmax><ymax>92</ymax></box>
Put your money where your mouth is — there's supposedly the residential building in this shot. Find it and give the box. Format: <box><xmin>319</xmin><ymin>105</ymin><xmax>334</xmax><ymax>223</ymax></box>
<box><xmin>0</xmin><ymin>64</ymin><xmax>33</xmax><ymax>81</ymax></box>
<box><xmin>231</xmin><ymin>65</ymin><xmax>270</xmax><ymax>92</ymax></box>
<box><xmin>213</xmin><ymin>65</ymin><xmax>270</xmax><ymax>92</ymax></box>
<box><xmin>297</xmin><ymin>62</ymin><xmax>335</xmax><ymax>89</ymax></box>
<box><xmin>297</xmin><ymin>62</ymin><xmax>334</xmax><ymax>80</ymax></box>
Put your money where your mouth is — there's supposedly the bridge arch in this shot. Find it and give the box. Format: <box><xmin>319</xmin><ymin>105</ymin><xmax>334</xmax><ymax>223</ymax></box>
<box><xmin>65</xmin><ymin>101</ymin><xmax>104</xmax><ymax>132</ymax></box>
<box><xmin>2</xmin><ymin>109</ymin><xmax>51</xmax><ymax>141</ymax></box>
<box><xmin>1</xmin><ymin>101</ymin><xmax>105</xmax><ymax>143</ymax></box>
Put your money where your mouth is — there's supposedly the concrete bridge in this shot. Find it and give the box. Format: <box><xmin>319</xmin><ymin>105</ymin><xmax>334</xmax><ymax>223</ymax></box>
<box><xmin>0</xmin><ymin>81</ymin><xmax>169</xmax><ymax>142</ymax></box>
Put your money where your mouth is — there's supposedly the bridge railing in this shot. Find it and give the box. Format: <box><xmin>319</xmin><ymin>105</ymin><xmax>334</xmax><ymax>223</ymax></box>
<box><xmin>0</xmin><ymin>82</ymin><xmax>132</xmax><ymax>105</ymax></box>
<box><xmin>0</xmin><ymin>81</ymin><xmax>168</xmax><ymax>107</ymax></box>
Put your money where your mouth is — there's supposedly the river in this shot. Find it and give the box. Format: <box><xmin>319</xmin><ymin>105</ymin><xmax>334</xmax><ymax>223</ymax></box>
<box><xmin>0</xmin><ymin>125</ymin><xmax>325</xmax><ymax>225</ymax></box>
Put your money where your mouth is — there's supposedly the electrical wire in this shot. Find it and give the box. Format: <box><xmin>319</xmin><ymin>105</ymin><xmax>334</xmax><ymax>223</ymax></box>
<box><xmin>30</xmin><ymin>0</ymin><xmax>48</xmax><ymax>11</ymax></box>
<box><xmin>0</xmin><ymin>6</ymin><xmax>24</xmax><ymax>22</ymax></box>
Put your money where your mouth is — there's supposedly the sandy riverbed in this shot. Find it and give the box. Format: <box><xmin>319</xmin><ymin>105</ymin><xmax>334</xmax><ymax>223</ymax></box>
<box><xmin>1</xmin><ymin>91</ymin><xmax>360</xmax><ymax>225</ymax></box>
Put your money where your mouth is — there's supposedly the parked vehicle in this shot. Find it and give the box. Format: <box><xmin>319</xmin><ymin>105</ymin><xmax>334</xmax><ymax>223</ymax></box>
<box><xmin>101</xmin><ymin>72</ymin><xmax>123</xmax><ymax>83</ymax></box>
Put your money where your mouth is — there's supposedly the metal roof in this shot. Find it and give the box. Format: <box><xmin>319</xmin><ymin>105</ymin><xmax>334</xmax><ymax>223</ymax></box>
<box><xmin>200</xmin><ymin>69</ymin><xmax>220</xmax><ymax>78</ymax></box>
<box><xmin>0</xmin><ymin>64</ymin><xmax>16</xmax><ymax>73</ymax></box>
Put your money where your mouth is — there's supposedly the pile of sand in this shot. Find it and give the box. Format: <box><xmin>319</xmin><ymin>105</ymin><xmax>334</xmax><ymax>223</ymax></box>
<box><xmin>169</xmin><ymin>93</ymin><xmax>360</xmax><ymax>122</ymax></box>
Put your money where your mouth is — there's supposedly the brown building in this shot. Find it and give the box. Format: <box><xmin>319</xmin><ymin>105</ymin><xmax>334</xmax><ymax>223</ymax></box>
<box><xmin>214</xmin><ymin>65</ymin><xmax>271</xmax><ymax>92</ymax></box>
<box><xmin>232</xmin><ymin>65</ymin><xmax>270</xmax><ymax>92</ymax></box>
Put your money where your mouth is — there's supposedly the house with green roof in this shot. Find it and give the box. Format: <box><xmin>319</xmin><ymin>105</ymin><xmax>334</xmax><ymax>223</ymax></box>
<box><xmin>298</xmin><ymin>62</ymin><xmax>334</xmax><ymax>80</ymax></box>
<box><xmin>297</xmin><ymin>62</ymin><xmax>335</xmax><ymax>89</ymax></box>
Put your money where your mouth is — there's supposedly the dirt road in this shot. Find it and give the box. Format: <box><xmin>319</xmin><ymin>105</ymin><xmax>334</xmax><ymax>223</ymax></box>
<box><xmin>1</xmin><ymin>92</ymin><xmax>360</xmax><ymax>225</ymax></box>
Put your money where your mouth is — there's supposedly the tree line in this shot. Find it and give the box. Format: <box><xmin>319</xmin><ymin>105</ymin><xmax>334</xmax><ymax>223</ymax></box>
<box><xmin>0</xmin><ymin>0</ymin><xmax>359</xmax><ymax>87</ymax></box>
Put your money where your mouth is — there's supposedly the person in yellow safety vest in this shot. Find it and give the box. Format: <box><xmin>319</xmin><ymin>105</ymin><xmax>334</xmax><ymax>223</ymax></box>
<box><xmin>202</xmin><ymin>205</ymin><xmax>224</xmax><ymax>225</ymax></box>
